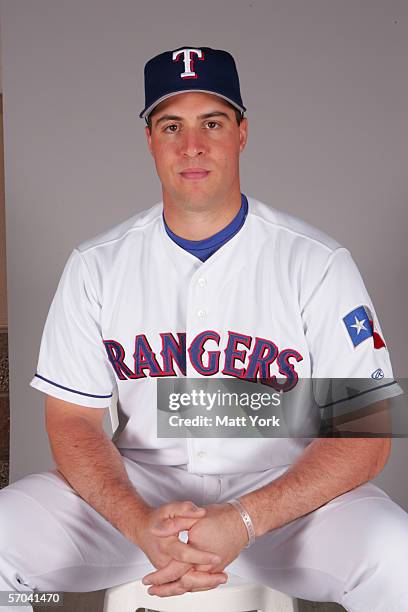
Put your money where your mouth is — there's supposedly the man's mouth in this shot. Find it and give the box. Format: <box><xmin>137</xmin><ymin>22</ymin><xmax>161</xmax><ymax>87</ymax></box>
<box><xmin>180</xmin><ymin>168</ymin><xmax>210</xmax><ymax>180</ymax></box>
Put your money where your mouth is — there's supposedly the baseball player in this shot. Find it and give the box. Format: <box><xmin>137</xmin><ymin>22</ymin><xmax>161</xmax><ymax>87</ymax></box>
<box><xmin>0</xmin><ymin>46</ymin><xmax>407</xmax><ymax>612</ymax></box>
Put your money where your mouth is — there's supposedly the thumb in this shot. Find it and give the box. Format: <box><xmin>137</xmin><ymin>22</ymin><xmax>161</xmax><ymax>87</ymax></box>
<box><xmin>151</xmin><ymin>516</ymin><xmax>201</xmax><ymax>536</ymax></box>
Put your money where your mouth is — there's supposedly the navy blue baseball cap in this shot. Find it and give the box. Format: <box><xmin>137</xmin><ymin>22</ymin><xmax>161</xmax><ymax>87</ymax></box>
<box><xmin>139</xmin><ymin>46</ymin><xmax>246</xmax><ymax>120</ymax></box>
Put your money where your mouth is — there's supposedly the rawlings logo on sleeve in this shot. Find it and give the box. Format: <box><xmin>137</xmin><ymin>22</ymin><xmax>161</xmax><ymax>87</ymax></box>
<box><xmin>103</xmin><ymin>330</ymin><xmax>303</xmax><ymax>392</ymax></box>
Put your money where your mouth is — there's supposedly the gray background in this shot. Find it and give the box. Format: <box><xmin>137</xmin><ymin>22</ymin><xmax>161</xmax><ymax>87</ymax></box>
<box><xmin>1</xmin><ymin>0</ymin><xmax>407</xmax><ymax>508</ymax></box>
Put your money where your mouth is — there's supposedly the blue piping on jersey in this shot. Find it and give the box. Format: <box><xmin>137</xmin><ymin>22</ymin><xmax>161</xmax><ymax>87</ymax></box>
<box><xmin>34</xmin><ymin>374</ymin><xmax>112</xmax><ymax>399</ymax></box>
<box><xmin>320</xmin><ymin>380</ymin><xmax>399</xmax><ymax>409</ymax></box>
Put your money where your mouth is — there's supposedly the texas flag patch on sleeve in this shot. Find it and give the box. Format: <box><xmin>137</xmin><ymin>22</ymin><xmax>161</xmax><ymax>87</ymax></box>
<box><xmin>343</xmin><ymin>305</ymin><xmax>386</xmax><ymax>349</ymax></box>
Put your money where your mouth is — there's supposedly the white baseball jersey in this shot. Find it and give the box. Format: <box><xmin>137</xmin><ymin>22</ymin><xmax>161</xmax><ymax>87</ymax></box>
<box><xmin>30</xmin><ymin>196</ymin><xmax>401</xmax><ymax>474</ymax></box>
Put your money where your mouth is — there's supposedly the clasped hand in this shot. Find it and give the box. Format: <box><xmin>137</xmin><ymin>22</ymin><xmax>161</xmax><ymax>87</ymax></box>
<box><xmin>137</xmin><ymin>500</ymin><xmax>249</xmax><ymax>597</ymax></box>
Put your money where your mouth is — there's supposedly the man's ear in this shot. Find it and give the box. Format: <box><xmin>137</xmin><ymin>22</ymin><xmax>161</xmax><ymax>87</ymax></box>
<box><xmin>239</xmin><ymin>117</ymin><xmax>248</xmax><ymax>153</ymax></box>
<box><xmin>145</xmin><ymin>125</ymin><xmax>154</xmax><ymax>157</ymax></box>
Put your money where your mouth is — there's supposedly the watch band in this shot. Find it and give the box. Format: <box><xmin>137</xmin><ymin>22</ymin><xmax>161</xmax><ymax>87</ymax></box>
<box><xmin>227</xmin><ymin>497</ymin><xmax>256</xmax><ymax>548</ymax></box>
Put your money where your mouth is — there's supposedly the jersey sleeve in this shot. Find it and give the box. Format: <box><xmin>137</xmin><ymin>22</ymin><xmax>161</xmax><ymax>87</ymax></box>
<box><xmin>301</xmin><ymin>247</ymin><xmax>403</xmax><ymax>416</ymax></box>
<box><xmin>30</xmin><ymin>248</ymin><xmax>116</xmax><ymax>408</ymax></box>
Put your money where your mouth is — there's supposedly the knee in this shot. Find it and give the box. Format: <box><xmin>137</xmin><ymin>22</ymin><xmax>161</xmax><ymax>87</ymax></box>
<box><xmin>0</xmin><ymin>484</ymin><xmax>34</xmax><ymax>589</ymax></box>
<box><xmin>0</xmin><ymin>481</ymin><xmax>30</xmax><ymax>551</ymax></box>
<box><xmin>344</xmin><ymin>499</ymin><xmax>408</xmax><ymax>606</ymax></box>
<box><xmin>0</xmin><ymin>472</ymin><xmax>58</xmax><ymax>551</ymax></box>
<box><xmin>364</xmin><ymin>500</ymin><xmax>408</xmax><ymax>571</ymax></box>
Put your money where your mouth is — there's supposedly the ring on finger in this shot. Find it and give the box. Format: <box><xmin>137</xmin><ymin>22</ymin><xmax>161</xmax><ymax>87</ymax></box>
<box><xmin>178</xmin><ymin>530</ymin><xmax>189</xmax><ymax>543</ymax></box>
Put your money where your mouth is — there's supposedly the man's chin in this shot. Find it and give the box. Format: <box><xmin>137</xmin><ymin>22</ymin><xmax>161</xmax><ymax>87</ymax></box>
<box><xmin>163</xmin><ymin>181</ymin><xmax>228</xmax><ymax>211</ymax></box>
<box><xmin>172</xmin><ymin>188</ymin><xmax>217</xmax><ymax>210</ymax></box>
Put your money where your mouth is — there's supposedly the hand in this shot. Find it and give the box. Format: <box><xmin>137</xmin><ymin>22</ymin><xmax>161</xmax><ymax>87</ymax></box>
<box><xmin>136</xmin><ymin>500</ymin><xmax>224</xmax><ymax>591</ymax></box>
<box><xmin>143</xmin><ymin>502</ymin><xmax>248</xmax><ymax>596</ymax></box>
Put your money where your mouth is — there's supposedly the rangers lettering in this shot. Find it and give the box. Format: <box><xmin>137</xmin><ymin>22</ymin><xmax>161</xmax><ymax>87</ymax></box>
<box><xmin>159</xmin><ymin>332</ymin><xmax>187</xmax><ymax>376</ymax></box>
<box><xmin>133</xmin><ymin>334</ymin><xmax>164</xmax><ymax>378</ymax></box>
<box><xmin>103</xmin><ymin>330</ymin><xmax>303</xmax><ymax>390</ymax></box>
<box><xmin>222</xmin><ymin>331</ymin><xmax>252</xmax><ymax>378</ymax></box>
<box><xmin>103</xmin><ymin>340</ymin><xmax>135</xmax><ymax>380</ymax></box>
<box><xmin>245</xmin><ymin>337</ymin><xmax>279</xmax><ymax>380</ymax></box>
<box><xmin>189</xmin><ymin>330</ymin><xmax>221</xmax><ymax>376</ymax></box>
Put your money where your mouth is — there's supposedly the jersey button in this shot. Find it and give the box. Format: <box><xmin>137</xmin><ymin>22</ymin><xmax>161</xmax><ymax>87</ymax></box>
<box><xmin>197</xmin><ymin>451</ymin><xmax>207</xmax><ymax>459</ymax></box>
<box><xmin>197</xmin><ymin>277</ymin><xmax>207</xmax><ymax>288</ymax></box>
<box><xmin>197</xmin><ymin>309</ymin><xmax>207</xmax><ymax>318</ymax></box>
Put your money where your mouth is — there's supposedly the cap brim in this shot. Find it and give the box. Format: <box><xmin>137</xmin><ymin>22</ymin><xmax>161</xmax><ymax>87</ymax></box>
<box><xmin>139</xmin><ymin>89</ymin><xmax>246</xmax><ymax>119</ymax></box>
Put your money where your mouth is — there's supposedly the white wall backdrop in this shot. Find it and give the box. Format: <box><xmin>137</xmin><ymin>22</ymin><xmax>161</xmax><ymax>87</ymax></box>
<box><xmin>1</xmin><ymin>0</ymin><xmax>407</xmax><ymax>508</ymax></box>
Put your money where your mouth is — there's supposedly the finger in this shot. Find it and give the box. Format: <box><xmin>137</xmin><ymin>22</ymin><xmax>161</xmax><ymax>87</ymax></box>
<box><xmin>193</xmin><ymin>562</ymin><xmax>222</xmax><ymax>572</ymax></box>
<box><xmin>144</xmin><ymin>542</ymin><xmax>220</xmax><ymax>581</ymax></box>
<box><xmin>190</xmin><ymin>578</ymin><xmax>229</xmax><ymax>592</ymax></box>
<box><xmin>144</xmin><ymin>559</ymin><xmax>223</xmax><ymax>587</ymax></box>
<box><xmin>190</xmin><ymin>584</ymin><xmax>226</xmax><ymax>592</ymax></box>
<box><xmin>147</xmin><ymin>570</ymin><xmax>227</xmax><ymax>597</ymax></box>
<box><xmin>160</xmin><ymin>501</ymin><xmax>206</xmax><ymax>520</ymax></box>
<box><xmin>151</xmin><ymin>516</ymin><xmax>202</xmax><ymax>536</ymax></box>
<box><xmin>143</xmin><ymin>562</ymin><xmax>214</xmax><ymax>587</ymax></box>
<box><xmin>167</xmin><ymin>541</ymin><xmax>221</xmax><ymax>567</ymax></box>
<box><xmin>147</xmin><ymin>582</ymin><xmax>188</xmax><ymax>597</ymax></box>
<box><xmin>180</xmin><ymin>570</ymin><xmax>228</xmax><ymax>591</ymax></box>
<box><xmin>142</xmin><ymin>559</ymin><xmax>191</xmax><ymax>586</ymax></box>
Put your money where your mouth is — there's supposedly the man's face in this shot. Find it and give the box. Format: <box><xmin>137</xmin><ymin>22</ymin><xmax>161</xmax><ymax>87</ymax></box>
<box><xmin>145</xmin><ymin>92</ymin><xmax>248</xmax><ymax>211</ymax></box>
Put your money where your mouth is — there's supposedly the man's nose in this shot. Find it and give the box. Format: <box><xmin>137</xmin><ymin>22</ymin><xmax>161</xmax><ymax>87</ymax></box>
<box><xmin>180</xmin><ymin>128</ymin><xmax>207</xmax><ymax>157</ymax></box>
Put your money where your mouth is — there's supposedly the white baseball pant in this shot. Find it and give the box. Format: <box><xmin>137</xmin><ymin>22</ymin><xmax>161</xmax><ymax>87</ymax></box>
<box><xmin>0</xmin><ymin>456</ymin><xmax>408</xmax><ymax>612</ymax></box>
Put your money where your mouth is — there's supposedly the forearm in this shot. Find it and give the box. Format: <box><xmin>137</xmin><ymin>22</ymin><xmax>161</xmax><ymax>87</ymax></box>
<box><xmin>48</xmin><ymin>416</ymin><xmax>151</xmax><ymax>544</ymax></box>
<box><xmin>239</xmin><ymin>437</ymin><xmax>390</xmax><ymax>537</ymax></box>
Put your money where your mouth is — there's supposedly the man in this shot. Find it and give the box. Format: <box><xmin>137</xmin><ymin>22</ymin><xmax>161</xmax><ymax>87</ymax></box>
<box><xmin>0</xmin><ymin>46</ymin><xmax>407</xmax><ymax>612</ymax></box>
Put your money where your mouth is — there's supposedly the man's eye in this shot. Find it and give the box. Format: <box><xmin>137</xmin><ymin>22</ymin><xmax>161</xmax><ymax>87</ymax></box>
<box><xmin>162</xmin><ymin>121</ymin><xmax>220</xmax><ymax>133</ymax></box>
<box><xmin>163</xmin><ymin>124</ymin><xmax>179</xmax><ymax>133</ymax></box>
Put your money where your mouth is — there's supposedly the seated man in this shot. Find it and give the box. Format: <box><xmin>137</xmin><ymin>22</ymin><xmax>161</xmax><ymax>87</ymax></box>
<box><xmin>1</xmin><ymin>46</ymin><xmax>407</xmax><ymax>612</ymax></box>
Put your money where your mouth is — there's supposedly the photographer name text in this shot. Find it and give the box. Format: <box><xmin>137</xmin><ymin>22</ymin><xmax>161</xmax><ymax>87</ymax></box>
<box><xmin>168</xmin><ymin>414</ymin><xmax>280</xmax><ymax>428</ymax></box>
